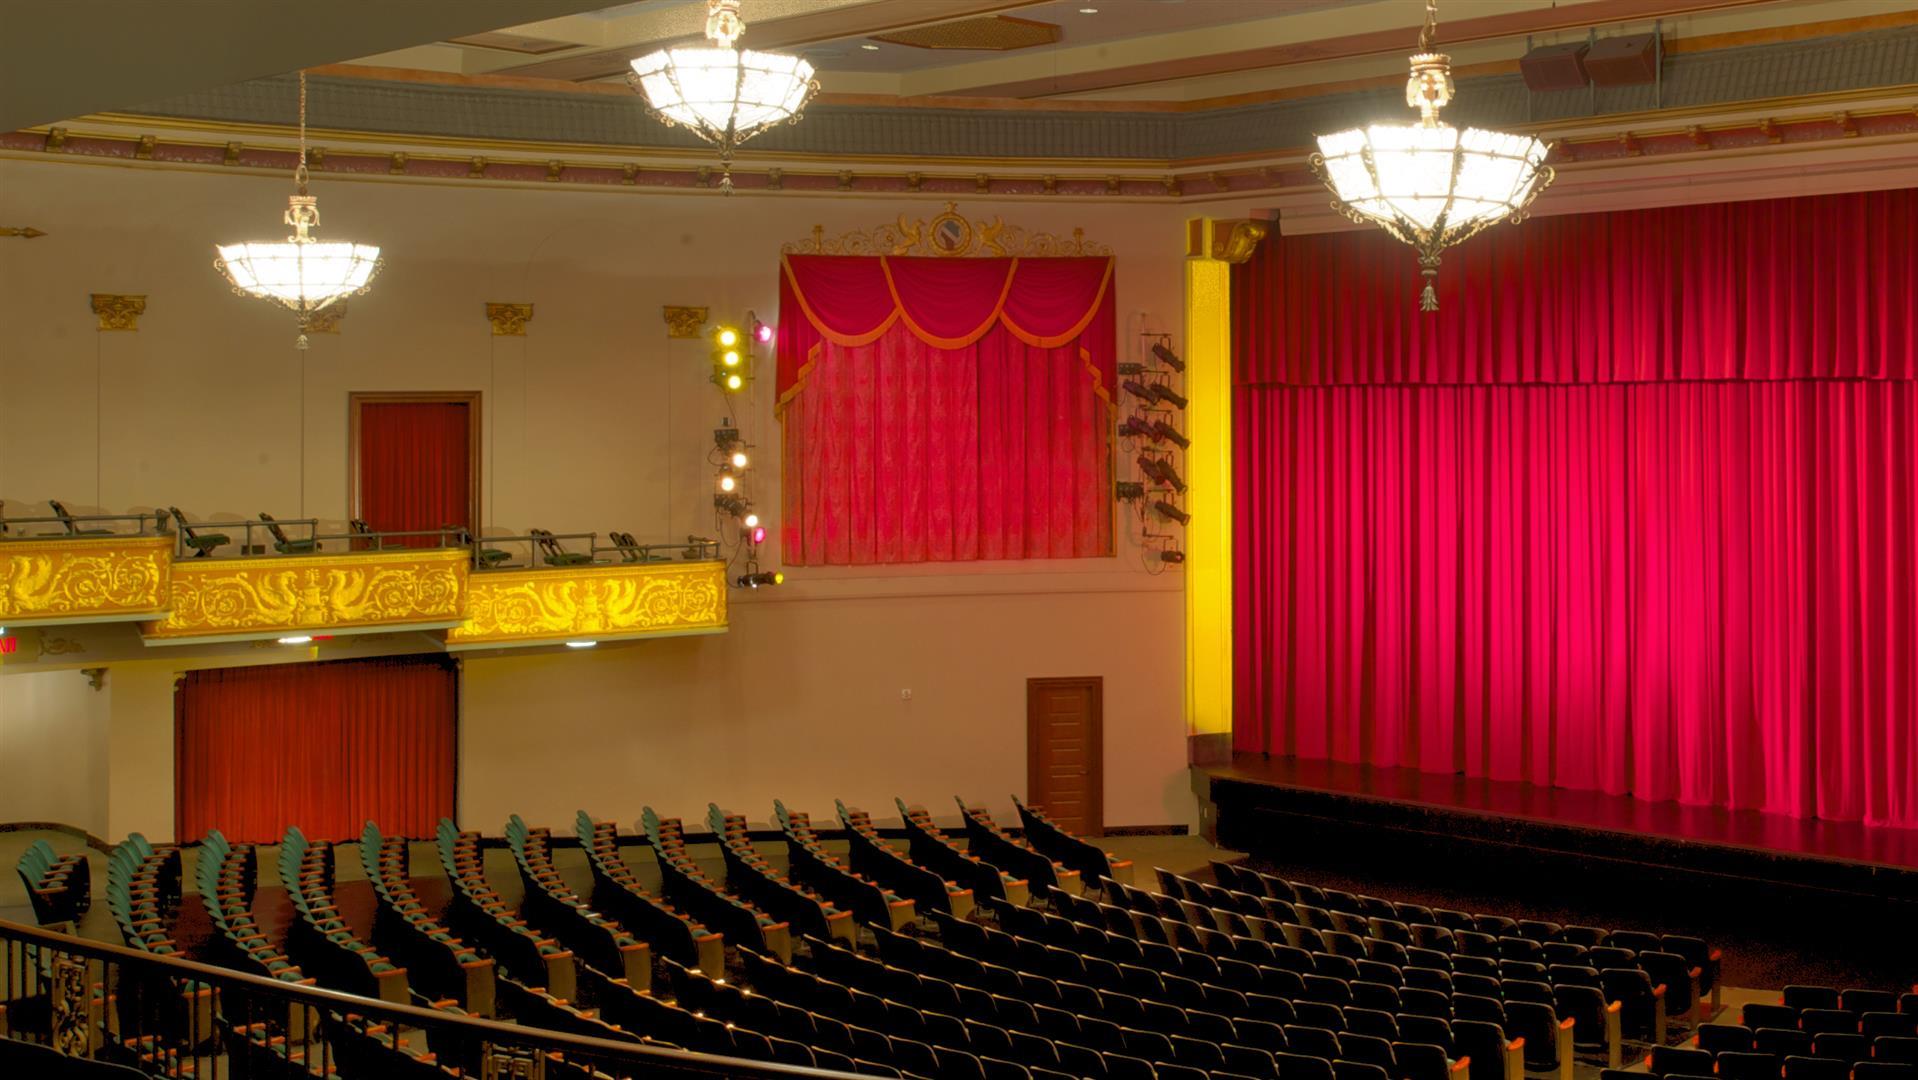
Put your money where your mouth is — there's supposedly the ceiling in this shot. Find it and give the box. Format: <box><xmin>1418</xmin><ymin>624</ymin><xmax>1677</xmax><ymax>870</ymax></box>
<box><xmin>0</xmin><ymin>0</ymin><xmax>620</xmax><ymax>131</ymax></box>
<box><xmin>332</xmin><ymin>0</ymin><xmax>1892</xmax><ymax>105</ymax></box>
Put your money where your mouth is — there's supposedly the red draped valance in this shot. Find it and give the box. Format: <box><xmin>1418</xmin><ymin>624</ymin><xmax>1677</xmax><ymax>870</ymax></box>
<box><xmin>777</xmin><ymin>254</ymin><xmax>1117</xmax><ymax>406</ymax></box>
<box><xmin>1235</xmin><ymin>188</ymin><xmax>1918</xmax><ymax>387</ymax></box>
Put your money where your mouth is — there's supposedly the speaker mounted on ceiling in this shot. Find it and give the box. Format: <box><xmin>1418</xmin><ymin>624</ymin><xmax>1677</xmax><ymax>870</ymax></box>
<box><xmin>1519</xmin><ymin>41</ymin><xmax>1590</xmax><ymax>91</ymax></box>
<box><xmin>1585</xmin><ymin>33</ymin><xmax>1660</xmax><ymax>86</ymax></box>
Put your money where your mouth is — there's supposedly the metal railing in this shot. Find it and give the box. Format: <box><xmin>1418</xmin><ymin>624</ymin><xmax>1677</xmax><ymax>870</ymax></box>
<box><xmin>0</xmin><ymin>512</ymin><xmax>166</xmax><ymax>539</ymax></box>
<box><xmin>0</xmin><ymin>917</ymin><xmax>845</xmax><ymax>1079</ymax></box>
<box><xmin>474</xmin><ymin>534</ymin><xmax>721</xmax><ymax>571</ymax></box>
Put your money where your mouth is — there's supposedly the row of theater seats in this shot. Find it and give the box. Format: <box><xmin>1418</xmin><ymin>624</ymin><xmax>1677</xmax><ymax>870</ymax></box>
<box><xmin>777</xmin><ymin>799</ymin><xmax>920</xmax><ymax>932</ymax></box>
<box><xmin>839</xmin><ymin>799</ymin><xmax>979</xmax><ymax>919</ymax></box>
<box><xmin>434</xmin><ymin>819</ymin><xmax>577</xmax><ymax>1000</ymax></box>
<box><xmin>641</xmin><ymin>806</ymin><xmax>794</xmax><ymax>961</ymax></box>
<box><xmin>711</xmin><ymin>803</ymin><xmax>861</xmax><ymax>946</ymax></box>
<box><xmin>359</xmin><ymin>820</ymin><xmax>498</xmax><ymax>1015</ymax></box>
<box><xmin>505</xmin><ymin>814</ymin><xmax>652</xmax><ymax>988</ymax></box>
<box><xmin>574</xmin><ymin>811</ymin><xmax>726</xmax><ymax>977</ymax></box>
<box><xmin>14</xmin><ymin>840</ymin><xmax>91</xmax><ymax>925</ymax></box>
<box><xmin>1614</xmin><ymin>990</ymin><xmax>1918</xmax><ymax>1080</ymax></box>
<box><xmin>276</xmin><ymin>826</ymin><xmax>409</xmax><ymax>1003</ymax></box>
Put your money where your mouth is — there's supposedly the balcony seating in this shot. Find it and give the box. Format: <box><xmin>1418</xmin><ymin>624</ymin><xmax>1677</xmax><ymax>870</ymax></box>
<box><xmin>357</xmin><ymin>821</ymin><xmax>497</xmax><ymax>1016</ymax></box>
<box><xmin>433</xmin><ymin>819</ymin><xmax>577</xmax><ymax>1001</ymax></box>
<box><xmin>773</xmin><ymin>799</ymin><xmax>917</xmax><ymax>932</ymax></box>
<box><xmin>258</xmin><ymin>513</ymin><xmax>318</xmax><ymax>554</ymax></box>
<box><xmin>895</xmin><ymin>799</ymin><xmax>1031</xmax><ymax>906</ymax></box>
<box><xmin>274</xmin><ymin>826</ymin><xmax>410</xmax><ymax>1003</ymax></box>
<box><xmin>640</xmin><ymin>806</ymin><xmax>794</xmax><ymax>963</ymax></box>
<box><xmin>48</xmin><ymin>499</ymin><xmax>113</xmax><ymax>536</ymax></box>
<box><xmin>706</xmin><ymin>804</ymin><xmax>859</xmax><ymax>946</ymax></box>
<box><xmin>530</xmin><ymin>528</ymin><xmax>592</xmax><ymax>567</ymax></box>
<box><xmin>503</xmin><ymin>814</ymin><xmax>651</xmax><ymax>989</ymax></box>
<box><xmin>572</xmin><ymin>812</ymin><xmax>725</xmax><ymax>977</ymax></box>
<box><xmin>166</xmin><ymin>507</ymin><xmax>229</xmax><ymax>557</ymax></box>
<box><xmin>836</xmin><ymin>799</ymin><xmax>976</xmax><ymax>920</ymax></box>
<box><xmin>956</xmin><ymin>799</ymin><xmax>1083</xmax><ymax>897</ymax></box>
<box><xmin>15</xmin><ymin>840</ymin><xmax>91</xmax><ymax>926</ymax></box>
<box><xmin>1013</xmin><ymin>794</ymin><xmax>1134</xmax><ymax>888</ymax></box>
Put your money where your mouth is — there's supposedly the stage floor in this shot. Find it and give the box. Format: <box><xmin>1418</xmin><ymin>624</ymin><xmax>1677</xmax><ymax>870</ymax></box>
<box><xmin>1205</xmin><ymin>754</ymin><xmax>1918</xmax><ymax>872</ymax></box>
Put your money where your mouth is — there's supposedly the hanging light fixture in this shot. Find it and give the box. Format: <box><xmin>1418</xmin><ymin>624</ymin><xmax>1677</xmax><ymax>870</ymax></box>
<box><xmin>1311</xmin><ymin>0</ymin><xmax>1554</xmax><ymax>311</ymax></box>
<box><xmin>627</xmin><ymin>0</ymin><xmax>819</xmax><ymax>193</ymax></box>
<box><xmin>214</xmin><ymin>71</ymin><xmax>383</xmax><ymax>349</ymax></box>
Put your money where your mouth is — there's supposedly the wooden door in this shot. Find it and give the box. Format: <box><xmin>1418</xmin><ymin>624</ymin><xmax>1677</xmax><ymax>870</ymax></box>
<box><xmin>1027</xmin><ymin>676</ymin><xmax>1103</xmax><ymax>836</ymax></box>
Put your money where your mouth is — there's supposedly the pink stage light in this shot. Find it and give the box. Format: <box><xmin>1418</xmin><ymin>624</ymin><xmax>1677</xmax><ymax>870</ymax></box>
<box><xmin>753</xmin><ymin>320</ymin><xmax>774</xmax><ymax>344</ymax></box>
<box><xmin>750</xmin><ymin>526</ymin><xmax>768</xmax><ymax>544</ymax></box>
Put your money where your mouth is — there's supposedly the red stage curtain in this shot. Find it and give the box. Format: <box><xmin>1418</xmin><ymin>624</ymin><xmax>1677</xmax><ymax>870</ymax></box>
<box><xmin>777</xmin><ymin>255</ymin><xmax>1116</xmax><ymax>565</ymax></box>
<box><xmin>175</xmin><ymin>656</ymin><xmax>458</xmax><ymax>843</ymax></box>
<box><xmin>1233</xmin><ymin>189</ymin><xmax>1918</xmax><ymax>827</ymax></box>
<box><xmin>358</xmin><ymin>401</ymin><xmax>472</xmax><ymax>547</ymax></box>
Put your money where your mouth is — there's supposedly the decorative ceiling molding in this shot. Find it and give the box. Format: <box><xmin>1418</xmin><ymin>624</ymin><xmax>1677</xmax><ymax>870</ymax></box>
<box><xmin>782</xmin><ymin>202</ymin><xmax>1111</xmax><ymax>257</ymax></box>
<box><xmin>871</xmin><ymin>15</ymin><xmax>1060</xmax><ymax>52</ymax></box>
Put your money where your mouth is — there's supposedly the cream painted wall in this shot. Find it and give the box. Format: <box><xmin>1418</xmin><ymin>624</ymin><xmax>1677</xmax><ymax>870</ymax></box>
<box><xmin>0</xmin><ymin>669</ymin><xmax>111</xmax><ymax>837</ymax></box>
<box><xmin>0</xmin><ymin>155</ymin><xmax>1196</xmax><ymax>838</ymax></box>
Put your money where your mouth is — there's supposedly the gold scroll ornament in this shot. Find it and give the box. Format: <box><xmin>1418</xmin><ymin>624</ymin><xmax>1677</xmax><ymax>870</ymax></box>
<box><xmin>0</xmin><ymin>535</ymin><xmax>172</xmax><ymax>624</ymax></box>
<box><xmin>446</xmin><ymin>559</ymin><xmax>726</xmax><ymax>649</ymax></box>
<box><xmin>144</xmin><ymin>548</ymin><xmax>467</xmax><ymax>642</ymax></box>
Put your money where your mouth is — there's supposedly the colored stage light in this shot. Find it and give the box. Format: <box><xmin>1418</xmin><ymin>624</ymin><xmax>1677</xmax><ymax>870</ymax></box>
<box><xmin>1150</xmin><ymin>383</ymin><xmax>1188</xmax><ymax>410</ymax></box>
<box><xmin>722</xmin><ymin>350</ymin><xmax>742</xmax><ymax>367</ymax></box>
<box><xmin>1122</xmin><ymin>379</ymin><xmax>1158</xmax><ymax>405</ymax></box>
<box><xmin>1159</xmin><ymin>549</ymin><xmax>1185</xmax><ymax>564</ymax></box>
<box><xmin>1117</xmin><ymin>416</ymin><xmax>1154</xmax><ymax>440</ymax></box>
<box><xmin>1151</xmin><ymin>420</ymin><xmax>1190</xmax><ymax>448</ymax></box>
<box><xmin>743</xmin><ymin>512</ymin><xmax>760</xmax><ymax>529</ymax></box>
<box><xmin>725</xmin><ymin>373</ymin><xmax>744</xmax><ymax>390</ymax></box>
<box><xmin>753</xmin><ymin>320</ymin><xmax>774</xmax><ymax>343</ymax></box>
<box><xmin>716</xmin><ymin>327</ymin><xmax>740</xmax><ymax>348</ymax></box>
<box><xmin>1151</xmin><ymin>342</ymin><xmax>1185</xmax><ymax>371</ymax></box>
<box><xmin>736</xmin><ymin>570</ymin><xmax>783</xmax><ymax>588</ymax></box>
<box><xmin>718</xmin><ymin>474</ymin><xmax>737</xmax><ymax>492</ymax></box>
<box><xmin>731</xmin><ymin>450</ymin><xmax>750</xmax><ymax>469</ymax></box>
<box><xmin>751</xmin><ymin>526</ymin><xmax>767</xmax><ymax>544</ymax></box>
<box><xmin>1155</xmin><ymin>500</ymin><xmax>1190</xmax><ymax>526</ymax></box>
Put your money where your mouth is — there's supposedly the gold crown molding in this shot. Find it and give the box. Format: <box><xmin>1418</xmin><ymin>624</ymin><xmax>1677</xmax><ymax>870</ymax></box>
<box><xmin>89</xmin><ymin>293</ymin><xmax>146</xmax><ymax>331</ymax></box>
<box><xmin>1</xmin><ymin>225</ymin><xmax>45</xmax><ymax>239</ymax></box>
<box><xmin>143</xmin><ymin>547</ymin><xmax>467</xmax><ymax>643</ymax></box>
<box><xmin>0</xmin><ymin>535</ymin><xmax>172</xmax><ymax>625</ymax></box>
<box><xmin>662</xmin><ymin>306</ymin><xmax>709</xmax><ymax>339</ymax></box>
<box><xmin>445</xmin><ymin>560</ymin><xmax>726</xmax><ymax>650</ymax></box>
<box><xmin>485</xmin><ymin>302</ymin><xmax>534</xmax><ymax>336</ymax></box>
<box><xmin>783</xmin><ymin>201</ymin><xmax>1111</xmax><ymax>258</ymax></box>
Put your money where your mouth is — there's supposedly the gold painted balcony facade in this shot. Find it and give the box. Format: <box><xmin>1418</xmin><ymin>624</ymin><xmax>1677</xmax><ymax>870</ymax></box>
<box><xmin>445</xmin><ymin>560</ymin><xmax>727</xmax><ymax>651</ymax></box>
<box><xmin>142</xmin><ymin>548</ymin><xmax>471</xmax><ymax>645</ymax></box>
<box><xmin>0</xmin><ymin>535</ymin><xmax>173</xmax><ymax>626</ymax></box>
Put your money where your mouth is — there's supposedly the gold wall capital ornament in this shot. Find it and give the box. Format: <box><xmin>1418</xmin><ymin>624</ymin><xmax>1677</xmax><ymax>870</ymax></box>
<box><xmin>1208</xmin><ymin>220</ymin><xmax>1270</xmax><ymax>265</ymax></box>
<box><xmin>445</xmin><ymin>559</ymin><xmax>726</xmax><ymax>650</ymax></box>
<box><xmin>90</xmin><ymin>293</ymin><xmax>147</xmax><ymax>331</ymax></box>
<box><xmin>485</xmin><ymin>302</ymin><xmax>534</xmax><ymax>336</ymax></box>
<box><xmin>0</xmin><ymin>535</ymin><xmax>172</xmax><ymax>625</ymax></box>
<box><xmin>143</xmin><ymin>547</ymin><xmax>468</xmax><ymax>644</ymax></box>
<box><xmin>304</xmin><ymin>301</ymin><xmax>346</xmax><ymax>335</ymax></box>
<box><xmin>784</xmin><ymin>202</ymin><xmax>1110</xmax><ymax>258</ymax></box>
<box><xmin>662</xmin><ymin>305</ymin><xmax>710</xmax><ymax>339</ymax></box>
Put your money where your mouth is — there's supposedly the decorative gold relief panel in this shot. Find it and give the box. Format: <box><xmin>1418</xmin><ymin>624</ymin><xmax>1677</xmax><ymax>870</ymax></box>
<box><xmin>784</xmin><ymin>202</ymin><xmax>1109</xmax><ymax>258</ymax></box>
<box><xmin>446</xmin><ymin>560</ymin><xmax>726</xmax><ymax>649</ymax></box>
<box><xmin>144</xmin><ymin>548</ymin><xmax>468</xmax><ymax>642</ymax></box>
<box><xmin>0</xmin><ymin>535</ymin><xmax>172</xmax><ymax>625</ymax></box>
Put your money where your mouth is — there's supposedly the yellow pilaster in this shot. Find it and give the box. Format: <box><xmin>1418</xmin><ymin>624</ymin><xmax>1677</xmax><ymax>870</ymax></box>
<box><xmin>1184</xmin><ymin>217</ymin><xmax>1268</xmax><ymax>766</ymax></box>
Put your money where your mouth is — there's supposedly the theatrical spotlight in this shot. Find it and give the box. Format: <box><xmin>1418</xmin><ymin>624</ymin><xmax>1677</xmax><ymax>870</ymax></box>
<box><xmin>1151</xmin><ymin>420</ymin><xmax>1189</xmax><ymax>448</ymax></box>
<box><xmin>736</xmin><ymin>570</ymin><xmax>785</xmax><ymax>588</ymax></box>
<box><xmin>1122</xmin><ymin>379</ymin><xmax>1158</xmax><ymax>405</ymax></box>
<box><xmin>752</xmin><ymin>318</ymin><xmax>774</xmax><ymax>344</ymax></box>
<box><xmin>1159</xmin><ymin>549</ymin><xmax>1186</xmax><ymax>564</ymax></box>
<box><xmin>1154</xmin><ymin>500</ymin><xmax>1190</xmax><ymax>526</ymax></box>
<box><xmin>1151</xmin><ymin>342</ymin><xmax>1185</xmax><ymax>371</ymax></box>
<box><xmin>1117</xmin><ymin>416</ymin><xmax>1154</xmax><ymax>440</ymax></box>
<box><xmin>1138</xmin><ymin>454</ymin><xmax>1187</xmax><ymax>493</ymax></box>
<box><xmin>1115</xmin><ymin>480</ymin><xmax>1145</xmax><ymax>501</ymax></box>
<box><xmin>711</xmin><ymin>324</ymin><xmax>749</xmax><ymax>391</ymax></box>
<box><xmin>715</xmin><ymin>492</ymin><xmax>748</xmax><ymax>516</ymax></box>
<box><xmin>1149</xmin><ymin>383</ymin><xmax>1188</xmax><ymax>409</ymax></box>
<box><xmin>717</xmin><ymin>470</ymin><xmax>738</xmax><ymax>493</ymax></box>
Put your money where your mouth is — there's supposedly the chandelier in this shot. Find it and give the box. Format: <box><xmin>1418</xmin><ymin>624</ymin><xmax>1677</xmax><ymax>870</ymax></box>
<box><xmin>628</xmin><ymin>0</ymin><xmax>819</xmax><ymax>193</ymax></box>
<box><xmin>1311</xmin><ymin>0</ymin><xmax>1553</xmax><ymax>311</ymax></box>
<box><xmin>214</xmin><ymin>71</ymin><xmax>382</xmax><ymax>349</ymax></box>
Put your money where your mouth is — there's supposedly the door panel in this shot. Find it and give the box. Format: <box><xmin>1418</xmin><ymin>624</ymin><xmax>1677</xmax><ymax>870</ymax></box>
<box><xmin>1027</xmin><ymin>676</ymin><xmax>1103</xmax><ymax>836</ymax></box>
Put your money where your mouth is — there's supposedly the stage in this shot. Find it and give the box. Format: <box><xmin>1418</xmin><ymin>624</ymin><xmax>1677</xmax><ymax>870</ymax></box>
<box><xmin>1198</xmin><ymin>754</ymin><xmax>1918</xmax><ymax>986</ymax></box>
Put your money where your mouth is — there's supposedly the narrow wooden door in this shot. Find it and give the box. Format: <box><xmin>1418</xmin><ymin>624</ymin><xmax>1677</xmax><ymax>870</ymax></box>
<box><xmin>1027</xmin><ymin>676</ymin><xmax>1104</xmax><ymax>837</ymax></box>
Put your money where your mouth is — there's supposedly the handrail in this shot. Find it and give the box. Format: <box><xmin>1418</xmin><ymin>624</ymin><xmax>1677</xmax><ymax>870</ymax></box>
<box><xmin>0</xmin><ymin>916</ymin><xmax>852</xmax><ymax>1077</ymax></box>
<box><xmin>0</xmin><ymin>512</ymin><xmax>166</xmax><ymax>538</ymax></box>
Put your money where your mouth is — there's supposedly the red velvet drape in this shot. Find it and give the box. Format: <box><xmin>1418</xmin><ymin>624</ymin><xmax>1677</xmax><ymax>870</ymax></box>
<box><xmin>175</xmin><ymin>656</ymin><xmax>458</xmax><ymax>843</ymax></box>
<box><xmin>1233</xmin><ymin>189</ymin><xmax>1918</xmax><ymax>827</ymax></box>
<box><xmin>778</xmin><ymin>255</ymin><xmax>1116</xmax><ymax>565</ymax></box>
<box><xmin>358</xmin><ymin>402</ymin><xmax>472</xmax><ymax>547</ymax></box>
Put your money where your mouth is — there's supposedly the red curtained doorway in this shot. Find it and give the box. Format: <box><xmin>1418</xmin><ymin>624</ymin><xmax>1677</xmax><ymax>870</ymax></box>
<box><xmin>351</xmin><ymin>393</ymin><xmax>479</xmax><ymax>548</ymax></box>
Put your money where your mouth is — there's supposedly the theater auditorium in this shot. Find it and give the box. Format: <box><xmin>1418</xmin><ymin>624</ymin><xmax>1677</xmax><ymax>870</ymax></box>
<box><xmin>2</xmin><ymin>1</ymin><xmax>1916</xmax><ymax>1078</ymax></box>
